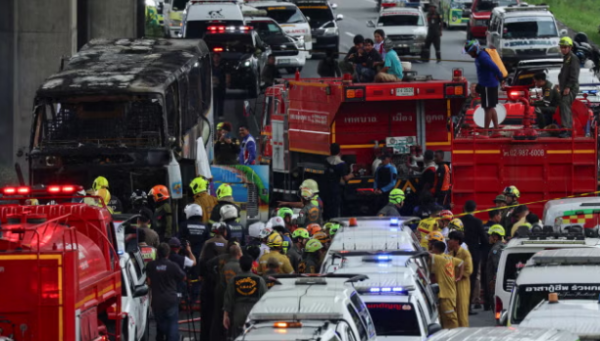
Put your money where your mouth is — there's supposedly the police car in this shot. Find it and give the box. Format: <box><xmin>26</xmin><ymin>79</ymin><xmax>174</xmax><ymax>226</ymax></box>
<box><xmin>428</xmin><ymin>327</ymin><xmax>580</xmax><ymax>341</ymax></box>
<box><xmin>494</xmin><ymin>229</ymin><xmax>600</xmax><ymax>324</ymax></box>
<box><xmin>119</xmin><ymin>251</ymin><xmax>151</xmax><ymax>341</ymax></box>
<box><xmin>294</xmin><ymin>0</ymin><xmax>343</xmax><ymax>55</ymax></box>
<box><xmin>242</xmin><ymin>275</ymin><xmax>377</xmax><ymax>341</ymax></box>
<box><xmin>486</xmin><ymin>5</ymin><xmax>568</xmax><ymax>68</ymax></box>
<box><xmin>367</xmin><ymin>6</ymin><xmax>427</xmax><ymax>57</ymax></box>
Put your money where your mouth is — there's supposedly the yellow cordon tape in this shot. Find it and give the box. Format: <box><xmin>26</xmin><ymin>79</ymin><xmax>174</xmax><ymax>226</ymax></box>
<box><xmin>454</xmin><ymin>190</ymin><xmax>600</xmax><ymax>217</ymax></box>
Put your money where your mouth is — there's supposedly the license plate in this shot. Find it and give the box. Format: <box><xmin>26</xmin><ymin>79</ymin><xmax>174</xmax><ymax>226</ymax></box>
<box><xmin>278</xmin><ymin>59</ymin><xmax>291</xmax><ymax>65</ymax></box>
<box><xmin>396</xmin><ymin>88</ymin><xmax>414</xmax><ymax>96</ymax></box>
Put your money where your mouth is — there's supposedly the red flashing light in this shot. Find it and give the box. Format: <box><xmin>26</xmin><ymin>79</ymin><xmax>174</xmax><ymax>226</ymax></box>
<box><xmin>2</xmin><ymin>187</ymin><xmax>31</xmax><ymax>195</ymax></box>
<box><xmin>355</xmin><ymin>89</ymin><xmax>364</xmax><ymax>98</ymax></box>
<box><xmin>453</xmin><ymin>69</ymin><xmax>462</xmax><ymax>78</ymax></box>
<box><xmin>62</xmin><ymin>186</ymin><xmax>76</xmax><ymax>193</ymax></box>
<box><xmin>3</xmin><ymin>187</ymin><xmax>16</xmax><ymax>195</ymax></box>
<box><xmin>213</xmin><ymin>47</ymin><xmax>224</xmax><ymax>52</ymax></box>
<box><xmin>17</xmin><ymin>187</ymin><xmax>30</xmax><ymax>194</ymax></box>
<box><xmin>48</xmin><ymin>186</ymin><xmax>61</xmax><ymax>193</ymax></box>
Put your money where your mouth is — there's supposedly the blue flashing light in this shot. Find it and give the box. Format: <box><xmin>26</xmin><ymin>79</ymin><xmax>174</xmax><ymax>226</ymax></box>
<box><xmin>370</xmin><ymin>288</ymin><xmax>381</xmax><ymax>293</ymax></box>
<box><xmin>381</xmin><ymin>287</ymin><xmax>392</xmax><ymax>292</ymax></box>
<box><xmin>390</xmin><ymin>228</ymin><xmax>398</xmax><ymax>232</ymax></box>
<box><xmin>377</xmin><ymin>255</ymin><xmax>390</xmax><ymax>261</ymax></box>
<box><xmin>390</xmin><ymin>218</ymin><xmax>399</xmax><ymax>226</ymax></box>
<box><xmin>392</xmin><ymin>287</ymin><xmax>404</xmax><ymax>292</ymax></box>
<box><xmin>117</xmin><ymin>250</ymin><xmax>124</xmax><ymax>255</ymax></box>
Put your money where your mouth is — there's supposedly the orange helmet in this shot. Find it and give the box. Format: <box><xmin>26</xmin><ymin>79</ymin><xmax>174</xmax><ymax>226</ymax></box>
<box><xmin>428</xmin><ymin>231</ymin><xmax>445</xmax><ymax>243</ymax></box>
<box><xmin>313</xmin><ymin>231</ymin><xmax>330</xmax><ymax>244</ymax></box>
<box><xmin>307</xmin><ymin>223</ymin><xmax>322</xmax><ymax>236</ymax></box>
<box><xmin>150</xmin><ymin>185</ymin><xmax>170</xmax><ymax>202</ymax></box>
<box><xmin>439</xmin><ymin>210</ymin><xmax>454</xmax><ymax>221</ymax></box>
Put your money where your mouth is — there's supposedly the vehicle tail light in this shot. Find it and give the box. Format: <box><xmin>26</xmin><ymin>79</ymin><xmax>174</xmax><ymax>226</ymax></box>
<box><xmin>346</xmin><ymin>89</ymin><xmax>364</xmax><ymax>99</ymax></box>
<box><xmin>446</xmin><ymin>86</ymin><xmax>455</xmax><ymax>96</ymax></box>
<box><xmin>454</xmin><ymin>86</ymin><xmax>464</xmax><ymax>95</ymax></box>
<box><xmin>495</xmin><ymin>296</ymin><xmax>503</xmax><ymax>321</ymax></box>
<box><xmin>213</xmin><ymin>47</ymin><xmax>224</xmax><ymax>52</ymax></box>
<box><xmin>508</xmin><ymin>91</ymin><xmax>525</xmax><ymax>100</ymax></box>
<box><xmin>47</xmin><ymin>185</ymin><xmax>83</xmax><ymax>194</ymax></box>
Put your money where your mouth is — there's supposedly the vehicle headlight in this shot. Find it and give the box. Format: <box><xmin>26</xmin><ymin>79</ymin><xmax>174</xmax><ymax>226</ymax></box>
<box><xmin>243</xmin><ymin>59</ymin><xmax>251</xmax><ymax>67</ymax></box>
<box><xmin>502</xmin><ymin>48</ymin><xmax>516</xmax><ymax>56</ymax></box>
<box><xmin>305</xmin><ymin>34</ymin><xmax>312</xmax><ymax>42</ymax></box>
<box><xmin>475</xmin><ymin>20</ymin><xmax>488</xmax><ymax>26</ymax></box>
<box><xmin>547</xmin><ymin>46</ymin><xmax>560</xmax><ymax>54</ymax></box>
<box><xmin>170</xmin><ymin>19</ymin><xmax>182</xmax><ymax>27</ymax></box>
<box><xmin>324</xmin><ymin>27</ymin><xmax>338</xmax><ymax>36</ymax></box>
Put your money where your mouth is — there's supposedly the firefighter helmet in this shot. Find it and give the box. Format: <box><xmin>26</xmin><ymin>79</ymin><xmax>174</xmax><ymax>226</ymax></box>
<box><xmin>217</xmin><ymin>183</ymin><xmax>233</xmax><ymax>200</ymax></box>
<box><xmin>277</xmin><ymin>207</ymin><xmax>294</xmax><ymax>219</ymax></box>
<box><xmin>503</xmin><ymin>186</ymin><xmax>521</xmax><ymax>198</ymax></box>
<box><xmin>220</xmin><ymin>204</ymin><xmax>238</xmax><ymax>221</ymax></box>
<box><xmin>307</xmin><ymin>223</ymin><xmax>322</xmax><ymax>235</ymax></box>
<box><xmin>268</xmin><ymin>216</ymin><xmax>286</xmax><ymax>230</ymax></box>
<box><xmin>248</xmin><ymin>222</ymin><xmax>265</xmax><ymax>238</ymax></box>
<box><xmin>389</xmin><ymin>188</ymin><xmax>405</xmax><ymax>205</ymax></box>
<box><xmin>292</xmin><ymin>228</ymin><xmax>310</xmax><ymax>240</ymax></box>
<box><xmin>559</xmin><ymin>36</ymin><xmax>573</xmax><ymax>47</ymax></box>
<box><xmin>259</xmin><ymin>224</ymin><xmax>274</xmax><ymax>239</ymax></box>
<box><xmin>266</xmin><ymin>232</ymin><xmax>283</xmax><ymax>249</ymax></box>
<box><xmin>149</xmin><ymin>185</ymin><xmax>169</xmax><ymax>202</ymax></box>
<box><xmin>324</xmin><ymin>222</ymin><xmax>341</xmax><ymax>235</ymax></box>
<box><xmin>488</xmin><ymin>224</ymin><xmax>506</xmax><ymax>237</ymax></box>
<box><xmin>439</xmin><ymin>210</ymin><xmax>454</xmax><ymax>221</ymax></box>
<box><xmin>300</xmin><ymin>179</ymin><xmax>319</xmax><ymax>194</ymax></box>
<box><xmin>313</xmin><ymin>231</ymin><xmax>330</xmax><ymax>244</ymax></box>
<box><xmin>449</xmin><ymin>218</ymin><xmax>464</xmax><ymax>232</ymax></box>
<box><xmin>184</xmin><ymin>204</ymin><xmax>203</xmax><ymax>219</ymax></box>
<box><xmin>92</xmin><ymin>176</ymin><xmax>109</xmax><ymax>191</ymax></box>
<box><xmin>189</xmin><ymin>177</ymin><xmax>209</xmax><ymax>195</ymax></box>
<box><xmin>429</xmin><ymin>231</ymin><xmax>445</xmax><ymax>243</ymax></box>
<box><xmin>304</xmin><ymin>238</ymin><xmax>324</xmax><ymax>253</ymax></box>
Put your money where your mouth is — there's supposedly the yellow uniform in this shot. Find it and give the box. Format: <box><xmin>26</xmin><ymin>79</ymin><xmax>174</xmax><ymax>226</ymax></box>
<box><xmin>431</xmin><ymin>253</ymin><xmax>463</xmax><ymax>329</ymax></box>
<box><xmin>418</xmin><ymin>217</ymin><xmax>438</xmax><ymax>248</ymax></box>
<box><xmin>193</xmin><ymin>192</ymin><xmax>219</xmax><ymax>224</ymax></box>
<box><xmin>452</xmin><ymin>247</ymin><xmax>473</xmax><ymax>327</ymax></box>
<box><xmin>257</xmin><ymin>250</ymin><xmax>294</xmax><ymax>275</ymax></box>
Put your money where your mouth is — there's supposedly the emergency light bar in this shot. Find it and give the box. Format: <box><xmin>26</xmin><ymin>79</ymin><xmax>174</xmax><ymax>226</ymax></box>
<box><xmin>1</xmin><ymin>185</ymin><xmax>83</xmax><ymax>196</ymax></box>
<box><xmin>390</xmin><ymin>218</ymin><xmax>399</xmax><ymax>227</ymax></box>
<box><xmin>251</xmin><ymin>312</ymin><xmax>344</xmax><ymax>321</ymax></box>
<box><xmin>503</xmin><ymin>5</ymin><xmax>549</xmax><ymax>12</ymax></box>
<box><xmin>357</xmin><ymin>285</ymin><xmax>415</xmax><ymax>294</ymax></box>
<box><xmin>207</xmin><ymin>25</ymin><xmax>252</xmax><ymax>32</ymax></box>
<box><xmin>274</xmin><ymin>322</ymin><xmax>302</xmax><ymax>328</ymax></box>
<box><xmin>531</xmin><ymin>248</ymin><xmax>600</xmax><ymax>266</ymax></box>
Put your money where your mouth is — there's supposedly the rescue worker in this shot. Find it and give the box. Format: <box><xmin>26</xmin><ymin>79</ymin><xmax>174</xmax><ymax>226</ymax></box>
<box><xmin>448</xmin><ymin>218</ymin><xmax>470</xmax><ymax>251</ymax></box>
<box><xmin>257</xmin><ymin>232</ymin><xmax>294</xmax><ymax>274</ymax></box>
<box><xmin>92</xmin><ymin>176</ymin><xmax>123</xmax><ymax>214</ymax></box>
<box><xmin>289</xmin><ymin>227</ymin><xmax>309</xmax><ymax>273</ymax></box>
<box><xmin>221</xmin><ymin>204</ymin><xmax>244</xmax><ymax>243</ymax></box>
<box><xmin>433</xmin><ymin>150</ymin><xmax>451</xmax><ymax>207</ymax></box>
<box><xmin>532</xmin><ymin>72</ymin><xmax>560</xmax><ymax>128</ymax></box>
<box><xmin>150</xmin><ymin>185</ymin><xmax>174</xmax><ymax>240</ymax></box>
<box><xmin>447</xmin><ymin>231</ymin><xmax>473</xmax><ymax>327</ymax></box>
<box><xmin>277</xmin><ymin>179</ymin><xmax>324</xmax><ymax>210</ymax></box>
<box><xmin>257</xmin><ymin>223</ymin><xmax>273</xmax><ymax>259</ymax></box>
<box><xmin>423</xmin><ymin>4</ymin><xmax>443</xmax><ymax>63</ymax></box>
<box><xmin>262</xmin><ymin>257</ymin><xmax>281</xmax><ymax>289</ymax></box>
<box><xmin>179</xmin><ymin>203</ymin><xmax>208</xmax><ymax>308</ymax></box>
<box><xmin>557</xmin><ymin>36</ymin><xmax>580</xmax><ymax>138</ymax></box>
<box><xmin>323</xmin><ymin>222</ymin><xmax>341</xmax><ymax>238</ymax></box>
<box><xmin>494</xmin><ymin>194</ymin><xmax>508</xmax><ymax>209</ymax></box>
<box><xmin>138</xmin><ymin>228</ymin><xmax>157</xmax><ymax>265</ymax></box>
<box><xmin>296</xmin><ymin>187</ymin><xmax>323</xmax><ymax>228</ymax></box>
<box><xmin>313</xmin><ymin>231</ymin><xmax>331</xmax><ymax>251</ymax></box>
<box><xmin>189</xmin><ymin>176</ymin><xmax>218</xmax><ymax>224</ymax></box>
<box><xmin>138</xmin><ymin>207</ymin><xmax>160</xmax><ymax>248</ymax></box>
<box><xmin>306</xmin><ymin>223</ymin><xmax>322</xmax><ymax>236</ymax></box>
<box><xmin>129</xmin><ymin>189</ymin><xmax>149</xmax><ymax>213</ymax></box>
<box><xmin>277</xmin><ymin>207</ymin><xmax>296</xmax><ymax>232</ymax></box>
<box><xmin>428</xmin><ymin>230</ymin><xmax>446</xmax><ymax>252</ymax></box>
<box><xmin>246</xmin><ymin>222</ymin><xmax>269</xmax><ymax>258</ymax></box>
<box><xmin>211</xmin><ymin>244</ymin><xmax>243</xmax><ymax>341</ymax></box>
<box><xmin>510</xmin><ymin>205</ymin><xmax>530</xmax><ymax>238</ymax></box>
<box><xmin>429</xmin><ymin>241</ymin><xmax>465</xmax><ymax>329</ymax></box>
<box><xmin>418</xmin><ymin>216</ymin><xmax>440</xmax><ymax>248</ymax></box>
<box><xmin>481</xmin><ymin>211</ymin><xmax>501</xmax><ymax>311</ymax></box>
<box><xmin>486</xmin><ymin>224</ymin><xmax>506</xmax><ymax>311</ymax></box>
<box><xmin>200</xmin><ymin>222</ymin><xmax>229</xmax><ymax>260</ymax></box>
<box><xmin>211</xmin><ymin>183</ymin><xmax>241</xmax><ymax>223</ymax></box>
<box><xmin>438</xmin><ymin>210</ymin><xmax>454</xmax><ymax>237</ymax></box>
<box><xmin>268</xmin><ymin>216</ymin><xmax>292</xmax><ymax>254</ymax></box>
<box><xmin>500</xmin><ymin>186</ymin><xmax>520</xmax><ymax>231</ymax></box>
<box><xmin>377</xmin><ymin>188</ymin><xmax>405</xmax><ymax>217</ymax></box>
<box><xmin>303</xmin><ymin>238</ymin><xmax>326</xmax><ymax>274</ymax></box>
<box><xmin>223</xmin><ymin>255</ymin><xmax>267</xmax><ymax>339</ymax></box>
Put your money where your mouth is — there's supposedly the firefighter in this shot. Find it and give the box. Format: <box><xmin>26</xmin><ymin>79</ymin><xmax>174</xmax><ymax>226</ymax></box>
<box><xmin>211</xmin><ymin>183</ymin><xmax>241</xmax><ymax>223</ymax></box>
<box><xmin>150</xmin><ymin>185</ymin><xmax>174</xmax><ymax>240</ymax></box>
<box><xmin>418</xmin><ymin>216</ymin><xmax>440</xmax><ymax>248</ymax></box>
<box><xmin>303</xmin><ymin>238</ymin><xmax>326</xmax><ymax>274</ymax></box>
<box><xmin>447</xmin><ymin>231</ymin><xmax>473</xmax><ymax>327</ymax></box>
<box><xmin>267</xmin><ymin>216</ymin><xmax>293</xmax><ymax>254</ymax></box>
<box><xmin>221</xmin><ymin>204</ymin><xmax>244</xmax><ymax>243</ymax></box>
<box><xmin>92</xmin><ymin>176</ymin><xmax>123</xmax><ymax>214</ymax></box>
<box><xmin>532</xmin><ymin>72</ymin><xmax>560</xmax><ymax>128</ymax></box>
<box><xmin>223</xmin><ymin>255</ymin><xmax>267</xmax><ymax>339</ymax></box>
<box><xmin>423</xmin><ymin>4</ymin><xmax>443</xmax><ymax>63</ymax></box>
<box><xmin>557</xmin><ymin>36</ymin><xmax>580</xmax><ymax>138</ymax></box>
<box><xmin>257</xmin><ymin>232</ymin><xmax>294</xmax><ymax>275</ymax></box>
<box><xmin>500</xmin><ymin>186</ymin><xmax>520</xmax><ymax>230</ymax></box>
<box><xmin>438</xmin><ymin>209</ymin><xmax>454</xmax><ymax>237</ymax></box>
<box><xmin>277</xmin><ymin>179</ymin><xmax>324</xmax><ymax>210</ymax></box>
<box><xmin>277</xmin><ymin>207</ymin><xmax>296</xmax><ymax>232</ymax></box>
<box><xmin>486</xmin><ymin>224</ymin><xmax>506</xmax><ymax>311</ymax></box>
<box><xmin>377</xmin><ymin>188</ymin><xmax>405</xmax><ymax>217</ymax></box>
<box><xmin>323</xmin><ymin>222</ymin><xmax>341</xmax><ymax>238</ymax></box>
<box><xmin>433</xmin><ymin>151</ymin><xmax>451</xmax><ymax>207</ymax></box>
<box><xmin>138</xmin><ymin>228</ymin><xmax>156</xmax><ymax>265</ymax></box>
<box><xmin>189</xmin><ymin>176</ymin><xmax>218</xmax><ymax>224</ymax></box>
<box><xmin>211</xmin><ymin>244</ymin><xmax>243</xmax><ymax>341</ymax></box>
<box><xmin>289</xmin><ymin>227</ymin><xmax>309</xmax><ymax>273</ymax></box>
<box><xmin>429</xmin><ymin>241</ymin><xmax>464</xmax><ymax>329</ymax></box>
<box><xmin>307</xmin><ymin>223</ymin><xmax>322</xmax><ymax>236</ymax></box>
<box><xmin>296</xmin><ymin>187</ymin><xmax>323</xmax><ymax>228</ymax></box>
<box><xmin>262</xmin><ymin>257</ymin><xmax>281</xmax><ymax>289</ymax></box>
<box><xmin>313</xmin><ymin>231</ymin><xmax>331</xmax><ymax>252</ymax></box>
<box><xmin>428</xmin><ymin>230</ymin><xmax>446</xmax><ymax>252</ymax></box>
<box><xmin>129</xmin><ymin>189</ymin><xmax>149</xmax><ymax>214</ymax></box>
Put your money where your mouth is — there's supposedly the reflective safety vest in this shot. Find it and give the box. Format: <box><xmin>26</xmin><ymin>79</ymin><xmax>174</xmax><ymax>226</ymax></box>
<box><xmin>140</xmin><ymin>245</ymin><xmax>156</xmax><ymax>265</ymax></box>
<box><xmin>418</xmin><ymin>217</ymin><xmax>439</xmax><ymax>248</ymax></box>
<box><xmin>433</xmin><ymin>164</ymin><xmax>451</xmax><ymax>192</ymax></box>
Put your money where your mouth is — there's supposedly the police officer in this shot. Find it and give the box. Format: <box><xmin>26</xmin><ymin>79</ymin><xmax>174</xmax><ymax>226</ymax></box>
<box><xmin>211</xmin><ymin>244</ymin><xmax>243</xmax><ymax>341</ymax></box>
<box><xmin>288</xmin><ymin>228</ymin><xmax>309</xmax><ymax>273</ymax></box>
<box><xmin>189</xmin><ymin>177</ymin><xmax>218</xmax><ymax>224</ymax></box>
<box><xmin>486</xmin><ymin>224</ymin><xmax>506</xmax><ymax>311</ymax></box>
<box><xmin>532</xmin><ymin>72</ymin><xmax>560</xmax><ymax>128</ymax></box>
<box><xmin>257</xmin><ymin>233</ymin><xmax>294</xmax><ymax>274</ymax></box>
<box><xmin>223</xmin><ymin>255</ymin><xmax>267</xmax><ymax>339</ymax></box>
<box><xmin>268</xmin><ymin>216</ymin><xmax>292</xmax><ymax>254</ymax></box>
<box><xmin>211</xmin><ymin>183</ymin><xmax>241</xmax><ymax>223</ymax></box>
<box><xmin>296</xmin><ymin>187</ymin><xmax>323</xmax><ymax>228</ymax></box>
<box><xmin>557</xmin><ymin>36</ymin><xmax>580</xmax><ymax>138</ymax></box>
<box><xmin>180</xmin><ymin>204</ymin><xmax>208</xmax><ymax>257</ymax></box>
<box><xmin>221</xmin><ymin>204</ymin><xmax>244</xmax><ymax>244</ymax></box>
<box><xmin>500</xmin><ymin>186</ymin><xmax>520</xmax><ymax>230</ymax></box>
<box><xmin>303</xmin><ymin>238</ymin><xmax>326</xmax><ymax>274</ymax></box>
<box><xmin>377</xmin><ymin>188</ymin><xmax>405</xmax><ymax>217</ymax></box>
<box><xmin>423</xmin><ymin>4</ymin><xmax>443</xmax><ymax>63</ymax></box>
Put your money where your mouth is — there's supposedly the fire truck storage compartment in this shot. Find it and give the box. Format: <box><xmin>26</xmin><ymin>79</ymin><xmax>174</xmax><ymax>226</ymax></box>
<box><xmin>452</xmin><ymin>137</ymin><xmax>598</xmax><ymax>216</ymax></box>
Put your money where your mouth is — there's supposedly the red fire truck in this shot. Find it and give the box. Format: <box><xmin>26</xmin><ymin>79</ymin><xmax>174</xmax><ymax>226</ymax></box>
<box><xmin>0</xmin><ymin>185</ymin><xmax>125</xmax><ymax>341</ymax></box>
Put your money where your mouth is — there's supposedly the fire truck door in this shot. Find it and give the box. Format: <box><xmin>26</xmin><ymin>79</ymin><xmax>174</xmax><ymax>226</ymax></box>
<box><xmin>271</xmin><ymin>97</ymin><xmax>286</xmax><ymax>172</ymax></box>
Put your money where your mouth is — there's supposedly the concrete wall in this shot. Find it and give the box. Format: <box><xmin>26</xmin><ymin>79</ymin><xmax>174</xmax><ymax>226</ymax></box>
<box><xmin>87</xmin><ymin>0</ymin><xmax>140</xmax><ymax>39</ymax></box>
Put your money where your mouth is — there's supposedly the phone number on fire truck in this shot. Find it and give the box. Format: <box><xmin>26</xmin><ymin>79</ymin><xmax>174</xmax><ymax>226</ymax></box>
<box><xmin>503</xmin><ymin>149</ymin><xmax>545</xmax><ymax>157</ymax></box>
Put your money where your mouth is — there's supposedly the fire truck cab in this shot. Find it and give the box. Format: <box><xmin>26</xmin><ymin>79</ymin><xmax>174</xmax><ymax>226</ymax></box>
<box><xmin>259</xmin><ymin>70</ymin><xmax>467</xmax><ymax>214</ymax></box>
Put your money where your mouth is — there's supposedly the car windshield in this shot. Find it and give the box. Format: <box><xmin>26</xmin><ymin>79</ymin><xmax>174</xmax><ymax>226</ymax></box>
<box><xmin>476</xmin><ymin>0</ymin><xmax>517</xmax><ymax>11</ymax></box>
<box><xmin>172</xmin><ymin>0</ymin><xmax>190</xmax><ymax>11</ymax></box>
<box><xmin>503</xmin><ymin>17</ymin><xmax>558</xmax><ymax>39</ymax></box>
<box><xmin>252</xmin><ymin>21</ymin><xmax>285</xmax><ymax>39</ymax></box>
<box><xmin>203</xmin><ymin>33</ymin><xmax>254</xmax><ymax>53</ymax></box>
<box><xmin>297</xmin><ymin>6</ymin><xmax>334</xmax><ymax>27</ymax></box>
<box><xmin>262</xmin><ymin>7</ymin><xmax>306</xmax><ymax>24</ymax></box>
<box><xmin>366</xmin><ymin>303</ymin><xmax>421</xmax><ymax>336</ymax></box>
<box><xmin>378</xmin><ymin>13</ymin><xmax>423</xmax><ymax>26</ymax></box>
<box><xmin>503</xmin><ymin>252</ymin><xmax>534</xmax><ymax>291</ymax></box>
<box><xmin>512</xmin><ymin>283</ymin><xmax>600</xmax><ymax>323</ymax></box>
<box><xmin>185</xmin><ymin>20</ymin><xmax>245</xmax><ymax>38</ymax></box>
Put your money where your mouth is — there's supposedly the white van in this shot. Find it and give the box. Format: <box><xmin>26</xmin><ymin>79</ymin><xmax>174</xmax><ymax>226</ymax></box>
<box><xmin>428</xmin><ymin>327</ymin><xmax>580</xmax><ymax>341</ymax></box>
<box><xmin>182</xmin><ymin>1</ymin><xmax>245</xmax><ymax>38</ymax></box>
<box><xmin>542</xmin><ymin>197</ymin><xmax>600</xmax><ymax>232</ymax></box>
<box><xmin>519</xmin><ymin>299</ymin><xmax>600</xmax><ymax>339</ymax></box>
<box><xmin>493</xmin><ymin>232</ymin><xmax>600</xmax><ymax>324</ymax></box>
<box><xmin>503</xmin><ymin>248</ymin><xmax>600</xmax><ymax>326</ymax></box>
<box><xmin>249</xmin><ymin>1</ymin><xmax>313</xmax><ymax>57</ymax></box>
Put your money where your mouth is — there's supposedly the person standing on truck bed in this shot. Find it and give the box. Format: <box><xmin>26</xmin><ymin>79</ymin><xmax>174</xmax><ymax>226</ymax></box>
<box><xmin>323</xmin><ymin>143</ymin><xmax>354</xmax><ymax>220</ymax></box>
<box><xmin>532</xmin><ymin>72</ymin><xmax>560</xmax><ymax>128</ymax></box>
<box><xmin>464</xmin><ymin>40</ymin><xmax>505</xmax><ymax>134</ymax></box>
<box><xmin>239</xmin><ymin>125</ymin><xmax>257</xmax><ymax>165</ymax></box>
<box><xmin>150</xmin><ymin>185</ymin><xmax>175</xmax><ymax>241</ymax></box>
<box><xmin>147</xmin><ymin>243</ymin><xmax>186</xmax><ymax>341</ymax></box>
<box><xmin>190</xmin><ymin>177</ymin><xmax>218</xmax><ymax>224</ymax></box>
<box><xmin>423</xmin><ymin>4</ymin><xmax>443</xmax><ymax>63</ymax></box>
<box><xmin>374</xmin><ymin>38</ymin><xmax>403</xmax><ymax>82</ymax></box>
<box><xmin>557</xmin><ymin>37</ymin><xmax>580</xmax><ymax>138</ymax></box>
<box><xmin>433</xmin><ymin>150</ymin><xmax>451</xmax><ymax>207</ymax></box>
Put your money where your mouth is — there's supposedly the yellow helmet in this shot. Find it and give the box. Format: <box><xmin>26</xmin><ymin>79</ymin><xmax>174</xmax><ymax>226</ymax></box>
<box><xmin>428</xmin><ymin>231</ymin><xmax>445</xmax><ymax>243</ymax></box>
<box><xmin>217</xmin><ymin>183</ymin><xmax>233</xmax><ymax>200</ymax></box>
<box><xmin>92</xmin><ymin>176</ymin><xmax>109</xmax><ymax>191</ymax></box>
<box><xmin>488</xmin><ymin>224</ymin><xmax>506</xmax><ymax>237</ymax></box>
<box><xmin>503</xmin><ymin>186</ymin><xmax>521</xmax><ymax>199</ymax></box>
<box><xmin>300</xmin><ymin>179</ymin><xmax>319</xmax><ymax>194</ymax></box>
<box><xmin>449</xmin><ymin>218</ymin><xmax>464</xmax><ymax>232</ymax></box>
<box><xmin>266</xmin><ymin>232</ymin><xmax>283</xmax><ymax>249</ymax></box>
<box><xmin>190</xmin><ymin>177</ymin><xmax>209</xmax><ymax>195</ymax></box>
<box><xmin>559</xmin><ymin>36</ymin><xmax>573</xmax><ymax>47</ymax></box>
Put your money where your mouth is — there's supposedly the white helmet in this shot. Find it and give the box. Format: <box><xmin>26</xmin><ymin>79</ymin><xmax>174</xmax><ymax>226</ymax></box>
<box><xmin>220</xmin><ymin>204</ymin><xmax>238</xmax><ymax>221</ymax></box>
<box><xmin>248</xmin><ymin>222</ymin><xmax>265</xmax><ymax>238</ymax></box>
<box><xmin>268</xmin><ymin>216</ymin><xmax>286</xmax><ymax>229</ymax></box>
<box><xmin>259</xmin><ymin>223</ymin><xmax>274</xmax><ymax>239</ymax></box>
<box><xmin>184</xmin><ymin>204</ymin><xmax>203</xmax><ymax>219</ymax></box>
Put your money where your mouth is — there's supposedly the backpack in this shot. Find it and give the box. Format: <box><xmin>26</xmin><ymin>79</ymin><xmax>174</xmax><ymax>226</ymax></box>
<box><xmin>484</xmin><ymin>48</ymin><xmax>508</xmax><ymax>78</ymax></box>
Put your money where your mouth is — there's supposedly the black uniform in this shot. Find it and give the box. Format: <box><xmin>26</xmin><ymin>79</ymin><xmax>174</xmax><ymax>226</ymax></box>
<box><xmin>198</xmin><ymin>240</ymin><xmax>227</xmax><ymax>341</ymax></box>
<box><xmin>210</xmin><ymin>201</ymin><xmax>241</xmax><ymax>223</ymax></box>
<box><xmin>423</xmin><ymin>11</ymin><xmax>443</xmax><ymax>62</ymax></box>
<box><xmin>486</xmin><ymin>241</ymin><xmax>506</xmax><ymax>311</ymax></box>
<box><xmin>179</xmin><ymin>216</ymin><xmax>208</xmax><ymax>306</ymax></box>
<box><xmin>211</xmin><ymin>256</ymin><xmax>241</xmax><ymax>341</ymax></box>
<box><xmin>558</xmin><ymin>51</ymin><xmax>580</xmax><ymax>131</ymax></box>
<box><xmin>532</xmin><ymin>80</ymin><xmax>560</xmax><ymax>127</ymax></box>
<box><xmin>286</xmin><ymin>244</ymin><xmax>304</xmax><ymax>273</ymax></box>
<box><xmin>224</xmin><ymin>271</ymin><xmax>267</xmax><ymax>339</ymax></box>
<box><xmin>225</xmin><ymin>220</ymin><xmax>246</xmax><ymax>245</ymax></box>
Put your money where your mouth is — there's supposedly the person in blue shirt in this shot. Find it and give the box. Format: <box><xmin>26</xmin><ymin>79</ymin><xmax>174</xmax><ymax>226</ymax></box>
<box><xmin>238</xmin><ymin>125</ymin><xmax>256</xmax><ymax>165</ymax></box>
<box><xmin>374</xmin><ymin>153</ymin><xmax>398</xmax><ymax>209</ymax></box>
<box><xmin>375</xmin><ymin>39</ymin><xmax>403</xmax><ymax>82</ymax></box>
<box><xmin>464</xmin><ymin>40</ymin><xmax>505</xmax><ymax>133</ymax></box>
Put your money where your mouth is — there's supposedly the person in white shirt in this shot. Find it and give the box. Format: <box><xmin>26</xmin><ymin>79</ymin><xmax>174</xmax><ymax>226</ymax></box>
<box><xmin>373</xmin><ymin>29</ymin><xmax>386</xmax><ymax>62</ymax></box>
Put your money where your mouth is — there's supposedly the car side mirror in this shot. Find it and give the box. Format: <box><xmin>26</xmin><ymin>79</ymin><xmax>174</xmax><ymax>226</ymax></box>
<box><xmin>560</xmin><ymin>29</ymin><xmax>568</xmax><ymax>37</ymax></box>
<box><xmin>366</xmin><ymin>20</ymin><xmax>375</xmax><ymax>28</ymax></box>
<box><xmin>331</xmin><ymin>3</ymin><xmax>338</xmax><ymax>9</ymax></box>
<box><xmin>427</xmin><ymin>323</ymin><xmax>442</xmax><ymax>336</ymax></box>
<box><xmin>336</xmin><ymin>14</ymin><xmax>344</xmax><ymax>21</ymax></box>
<box><xmin>133</xmin><ymin>284</ymin><xmax>149</xmax><ymax>298</ymax></box>
<box><xmin>499</xmin><ymin>310</ymin><xmax>509</xmax><ymax>326</ymax></box>
<box><xmin>306</xmin><ymin>16</ymin><xmax>311</xmax><ymax>22</ymax></box>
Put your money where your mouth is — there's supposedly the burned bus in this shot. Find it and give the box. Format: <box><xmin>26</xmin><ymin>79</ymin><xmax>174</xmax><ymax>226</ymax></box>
<box><xmin>29</xmin><ymin>38</ymin><xmax>213</xmax><ymax>212</ymax></box>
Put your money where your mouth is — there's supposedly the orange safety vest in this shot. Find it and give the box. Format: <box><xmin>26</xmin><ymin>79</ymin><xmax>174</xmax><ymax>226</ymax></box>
<box><xmin>433</xmin><ymin>164</ymin><xmax>451</xmax><ymax>192</ymax></box>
